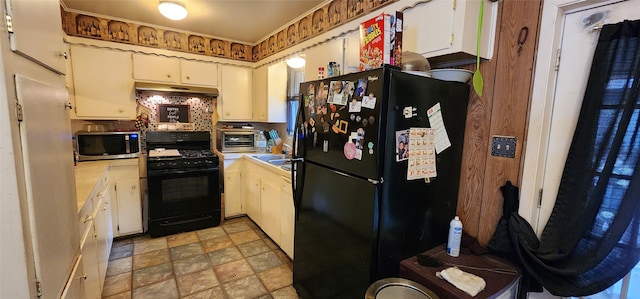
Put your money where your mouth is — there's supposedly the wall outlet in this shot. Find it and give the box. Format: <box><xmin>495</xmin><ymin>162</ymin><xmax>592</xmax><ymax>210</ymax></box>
<box><xmin>491</xmin><ymin>136</ymin><xmax>516</xmax><ymax>158</ymax></box>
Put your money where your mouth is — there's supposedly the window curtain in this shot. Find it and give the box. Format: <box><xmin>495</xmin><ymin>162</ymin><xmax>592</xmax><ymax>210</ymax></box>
<box><xmin>495</xmin><ymin>19</ymin><xmax>640</xmax><ymax>297</ymax></box>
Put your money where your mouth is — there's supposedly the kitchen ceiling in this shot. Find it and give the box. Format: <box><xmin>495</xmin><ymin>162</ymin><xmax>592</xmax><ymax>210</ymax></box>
<box><xmin>60</xmin><ymin>0</ymin><xmax>326</xmax><ymax>44</ymax></box>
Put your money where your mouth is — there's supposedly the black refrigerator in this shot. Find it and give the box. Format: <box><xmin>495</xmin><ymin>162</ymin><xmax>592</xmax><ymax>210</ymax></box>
<box><xmin>291</xmin><ymin>65</ymin><xmax>470</xmax><ymax>298</ymax></box>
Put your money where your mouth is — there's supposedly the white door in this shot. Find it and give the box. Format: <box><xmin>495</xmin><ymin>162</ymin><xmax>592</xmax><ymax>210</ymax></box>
<box><xmin>536</xmin><ymin>0</ymin><xmax>640</xmax><ymax>234</ymax></box>
<box><xmin>15</xmin><ymin>75</ymin><xmax>79</xmax><ymax>298</ymax></box>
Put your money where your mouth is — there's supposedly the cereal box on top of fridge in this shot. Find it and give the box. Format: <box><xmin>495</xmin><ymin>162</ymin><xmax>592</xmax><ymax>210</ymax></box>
<box><xmin>359</xmin><ymin>11</ymin><xmax>403</xmax><ymax>71</ymax></box>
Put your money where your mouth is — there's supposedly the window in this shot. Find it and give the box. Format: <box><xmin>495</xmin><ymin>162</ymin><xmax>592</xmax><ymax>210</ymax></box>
<box><xmin>286</xmin><ymin>66</ymin><xmax>304</xmax><ymax>134</ymax></box>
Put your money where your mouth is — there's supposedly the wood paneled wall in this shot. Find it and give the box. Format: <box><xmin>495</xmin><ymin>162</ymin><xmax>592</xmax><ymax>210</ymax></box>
<box><xmin>456</xmin><ymin>0</ymin><xmax>543</xmax><ymax>245</ymax></box>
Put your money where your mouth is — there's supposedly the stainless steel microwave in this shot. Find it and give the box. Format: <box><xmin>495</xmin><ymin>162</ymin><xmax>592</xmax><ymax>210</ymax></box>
<box><xmin>76</xmin><ymin>131</ymin><xmax>141</xmax><ymax>161</ymax></box>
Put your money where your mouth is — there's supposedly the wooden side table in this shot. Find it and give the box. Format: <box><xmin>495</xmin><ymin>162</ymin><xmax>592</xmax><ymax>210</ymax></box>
<box><xmin>399</xmin><ymin>245</ymin><xmax>521</xmax><ymax>299</ymax></box>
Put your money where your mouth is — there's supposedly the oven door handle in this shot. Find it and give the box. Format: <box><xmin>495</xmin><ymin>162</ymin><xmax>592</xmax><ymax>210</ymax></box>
<box><xmin>148</xmin><ymin>167</ymin><xmax>219</xmax><ymax>176</ymax></box>
<box><xmin>158</xmin><ymin>215</ymin><xmax>213</xmax><ymax>227</ymax></box>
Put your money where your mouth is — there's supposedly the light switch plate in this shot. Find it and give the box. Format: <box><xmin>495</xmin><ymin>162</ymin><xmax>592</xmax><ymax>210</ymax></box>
<box><xmin>491</xmin><ymin>136</ymin><xmax>516</xmax><ymax>158</ymax></box>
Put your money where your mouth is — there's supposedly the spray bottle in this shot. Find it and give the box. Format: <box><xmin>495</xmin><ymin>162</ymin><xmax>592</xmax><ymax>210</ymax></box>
<box><xmin>447</xmin><ymin>216</ymin><xmax>463</xmax><ymax>257</ymax></box>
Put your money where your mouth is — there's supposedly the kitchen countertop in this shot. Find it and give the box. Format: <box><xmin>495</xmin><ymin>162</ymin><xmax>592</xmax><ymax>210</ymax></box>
<box><xmin>74</xmin><ymin>158</ymin><xmax>140</xmax><ymax>212</ymax></box>
<box><xmin>74</xmin><ymin>160</ymin><xmax>110</xmax><ymax>212</ymax></box>
<box><xmin>215</xmin><ymin>150</ymin><xmax>292</xmax><ymax>178</ymax></box>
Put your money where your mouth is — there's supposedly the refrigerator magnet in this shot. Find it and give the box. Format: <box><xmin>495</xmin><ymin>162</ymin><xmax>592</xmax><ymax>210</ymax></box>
<box><xmin>323</xmin><ymin>140</ymin><xmax>329</xmax><ymax>152</ymax></box>
<box><xmin>427</xmin><ymin>103</ymin><xmax>452</xmax><ymax>154</ymax></box>
<box><xmin>308</xmin><ymin>84</ymin><xmax>315</xmax><ymax>95</ymax></box>
<box><xmin>368</xmin><ymin>116</ymin><xmax>375</xmax><ymax>125</ymax></box>
<box><xmin>350</xmin><ymin>114</ymin><xmax>356</xmax><ymax>121</ymax></box>
<box><xmin>309</xmin><ymin>118</ymin><xmax>315</xmax><ymax>127</ymax></box>
<box><xmin>362</xmin><ymin>93</ymin><xmax>376</xmax><ymax>109</ymax></box>
<box><xmin>356</xmin><ymin>79</ymin><xmax>368</xmax><ymax>97</ymax></box>
<box><xmin>344</xmin><ymin>142</ymin><xmax>357</xmax><ymax>160</ymax></box>
<box><xmin>348</xmin><ymin>99</ymin><xmax>362</xmax><ymax>112</ymax></box>
<box><xmin>403</xmin><ymin>106</ymin><xmax>417</xmax><ymax>119</ymax></box>
<box><xmin>362</xmin><ymin>118</ymin><xmax>369</xmax><ymax>126</ymax></box>
<box><xmin>308</xmin><ymin>95</ymin><xmax>316</xmax><ymax>116</ymax></box>
<box><xmin>345</xmin><ymin>81</ymin><xmax>356</xmax><ymax>98</ymax></box>
<box><xmin>396</xmin><ymin>129</ymin><xmax>410</xmax><ymax>161</ymax></box>
<box><xmin>318</xmin><ymin>82</ymin><xmax>329</xmax><ymax>101</ymax></box>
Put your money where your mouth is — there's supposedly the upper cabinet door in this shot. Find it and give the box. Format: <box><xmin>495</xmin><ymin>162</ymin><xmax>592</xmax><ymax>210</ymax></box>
<box><xmin>132</xmin><ymin>53</ymin><xmax>180</xmax><ymax>83</ymax></box>
<box><xmin>71</xmin><ymin>46</ymin><xmax>136</xmax><ymax>119</ymax></box>
<box><xmin>219</xmin><ymin>65</ymin><xmax>253</xmax><ymax>121</ymax></box>
<box><xmin>181</xmin><ymin>60</ymin><xmax>218</xmax><ymax>86</ymax></box>
<box><xmin>7</xmin><ymin>0</ymin><xmax>67</xmax><ymax>74</ymax></box>
<box><xmin>402</xmin><ymin>0</ymin><xmax>498</xmax><ymax>64</ymax></box>
<box><xmin>266</xmin><ymin>62</ymin><xmax>287</xmax><ymax>123</ymax></box>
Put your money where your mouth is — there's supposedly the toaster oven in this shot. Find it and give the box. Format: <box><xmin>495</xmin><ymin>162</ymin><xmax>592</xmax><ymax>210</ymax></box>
<box><xmin>216</xmin><ymin>129</ymin><xmax>256</xmax><ymax>152</ymax></box>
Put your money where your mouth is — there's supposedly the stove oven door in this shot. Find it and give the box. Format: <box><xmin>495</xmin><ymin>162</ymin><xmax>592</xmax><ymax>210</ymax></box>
<box><xmin>147</xmin><ymin>167</ymin><xmax>221</xmax><ymax>237</ymax></box>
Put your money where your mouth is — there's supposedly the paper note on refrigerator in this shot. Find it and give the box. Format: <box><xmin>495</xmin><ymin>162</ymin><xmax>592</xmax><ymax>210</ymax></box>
<box><xmin>406</xmin><ymin>128</ymin><xmax>437</xmax><ymax>180</ymax></box>
<box><xmin>427</xmin><ymin>103</ymin><xmax>452</xmax><ymax>154</ymax></box>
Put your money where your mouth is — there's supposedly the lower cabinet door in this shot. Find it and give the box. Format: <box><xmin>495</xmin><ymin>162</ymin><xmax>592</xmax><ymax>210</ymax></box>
<box><xmin>280</xmin><ymin>178</ymin><xmax>295</xmax><ymax>259</ymax></box>
<box><xmin>246</xmin><ymin>173</ymin><xmax>261</xmax><ymax>225</ymax></box>
<box><xmin>224</xmin><ymin>169</ymin><xmax>243</xmax><ymax>217</ymax></box>
<box><xmin>60</xmin><ymin>255</ymin><xmax>85</xmax><ymax>299</ymax></box>
<box><xmin>115</xmin><ymin>179</ymin><xmax>142</xmax><ymax>236</ymax></box>
<box><xmin>81</xmin><ymin>221</ymin><xmax>101</xmax><ymax>299</ymax></box>
<box><xmin>260</xmin><ymin>179</ymin><xmax>281</xmax><ymax>244</ymax></box>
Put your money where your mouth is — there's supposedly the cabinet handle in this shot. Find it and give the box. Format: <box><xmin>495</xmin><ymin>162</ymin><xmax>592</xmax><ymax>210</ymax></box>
<box><xmin>59</xmin><ymin>51</ymin><xmax>68</xmax><ymax>59</ymax></box>
<box><xmin>77</xmin><ymin>273</ymin><xmax>87</xmax><ymax>280</ymax></box>
<box><xmin>83</xmin><ymin>215</ymin><xmax>93</xmax><ymax>223</ymax></box>
<box><xmin>119</xmin><ymin>108</ymin><xmax>125</xmax><ymax>113</ymax></box>
<box><xmin>167</xmin><ymin>74</ymin><xmax>172</xmax><ymax>78</ymax></box>
<box><xmin>186</xmin><ymin>76</ymin><xmax>190</xmax><ymax>80</ymax></box>
<box><xmin>65</xmin><ymin>102</ymin><xmax>73</xmax><ymax>110</ymax></box>
<box><xmin>131</xmin><ymin>185</ymin><xmax>137</xmax><ymax>190</ymax></box>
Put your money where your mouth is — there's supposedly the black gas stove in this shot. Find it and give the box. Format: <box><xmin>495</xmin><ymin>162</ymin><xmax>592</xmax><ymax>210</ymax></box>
<box><xmin>147</xmin><ymin>149</ymin><xmax>218</xmax><ymax>171</ymax></box>
<box><xmin>145</xmin><ymin>131</ymin><xmax>221</xmax><ymax>237</ymax></box>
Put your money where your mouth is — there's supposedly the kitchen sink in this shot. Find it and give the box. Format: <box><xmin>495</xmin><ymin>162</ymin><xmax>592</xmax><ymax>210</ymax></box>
<box><xmin>249</xmin><ymin>153</ymin><xmax>293</xmax><ymax>168</ymax></box>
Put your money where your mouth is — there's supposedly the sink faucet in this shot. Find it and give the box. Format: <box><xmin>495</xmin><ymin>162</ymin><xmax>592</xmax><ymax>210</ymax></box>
<box><xmin>283</xmin><ymin>144</ymin><xmax>292</xmax><ymax>154</ymax></box>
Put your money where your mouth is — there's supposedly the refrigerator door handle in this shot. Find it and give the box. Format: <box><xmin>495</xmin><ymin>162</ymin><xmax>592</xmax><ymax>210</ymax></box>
<box><xmin>368</xmin><ymin>177</ymin><xmax>383</xmax><ymax>184</ymax></box>
<box><xmin>292</xmin><ymin>98</ymin><xmax>307</xmax><ymax>222</ymax></box>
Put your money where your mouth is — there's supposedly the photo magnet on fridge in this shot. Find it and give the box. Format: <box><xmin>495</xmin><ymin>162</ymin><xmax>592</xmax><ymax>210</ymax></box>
<box><xmin>396</xmin><ymin>129</ymin><xmax>410</xmax><ymax>161</ymax></box>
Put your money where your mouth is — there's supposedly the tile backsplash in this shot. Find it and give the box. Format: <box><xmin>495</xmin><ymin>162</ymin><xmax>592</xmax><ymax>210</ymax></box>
<box><xmin>137</xmin><ymin>92</ymin><xmax>215</xmax><ymax>132</ymax></box>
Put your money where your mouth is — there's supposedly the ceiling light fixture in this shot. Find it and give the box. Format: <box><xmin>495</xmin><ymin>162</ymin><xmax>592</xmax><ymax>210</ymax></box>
<box><xmin>158</xmin><ymin>0</ymin><xmax>188</xmax><ymax>21</ymax></box>
<box><xmin>286</xmin><ymin>55</ymin><xmax>306</xmax><ymax>68</ymax></box>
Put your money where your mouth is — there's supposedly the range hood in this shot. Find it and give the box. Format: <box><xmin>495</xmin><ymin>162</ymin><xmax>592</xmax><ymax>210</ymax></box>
<box><xmin>135</xmin><ymin>81</ymin><xmax>219</xmax><ymax>97</ymax></box>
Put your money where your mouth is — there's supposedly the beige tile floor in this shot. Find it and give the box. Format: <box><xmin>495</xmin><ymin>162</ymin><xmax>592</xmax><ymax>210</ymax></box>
<box><xmin>102</xmin><ymin>216</ymin><xmax>299</xmax><ymax>299</ymax></box>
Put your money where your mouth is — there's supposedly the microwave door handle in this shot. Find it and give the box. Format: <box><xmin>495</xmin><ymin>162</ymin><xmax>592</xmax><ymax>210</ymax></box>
<box><xmin>125</xmin><ymin>135</ymin><xmax>131</xmax><ymax>153</ymax></box>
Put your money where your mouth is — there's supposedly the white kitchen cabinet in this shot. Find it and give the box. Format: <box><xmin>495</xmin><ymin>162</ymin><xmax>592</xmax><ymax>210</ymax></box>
<box><xmin>223</xmin><ymin>157</ymin><xmax>245</xmax><ymax>217</ymax></box>
<box><xmin>343</xmin><ymin>30</ymin><xmax>361</xmax><ymax>73</ymax></box>
<box><xmin>402</xmin><ymin>0</ymin><xmax>498</xmax><ymax>66</ymax></box>
<box><xmin>77</xmin><ymin>167</ymin><xmax>111</xmax><ymax>298</ymax></box>
<box><xmin>70</xmin><ymin>45</ymin><xmax>136</xmax><ymax>119</ymax></box>
<box><xmin>253</xmin><ymin>66</ymin><xmax>268</xmax><ymax>120</ymax></box>
<box><xmin>181</xmin><ymin>59</ymin><xmax>219</xmax><ymax>86</ymax></box>
<box><xmin>254</xmin><ymin>62</ymin><xmax>287</xmax><ymax>122</ymax></box>
<box><xmin>132</xmin><ymin>53</ymin><xmax>180</xmax><ymax>83</ymax></box>
<box><xmin>80</xmin><ymin>221</ymin><xmax>100</xmax><ymax>299</ymax></box>
<box><xmin>245</xmin><ymin>172</ymin><xmax>261</xmax><ymax>225</ymax></box>
<box><xmin>280</xmin><ymin>176</ymin><xmax>295</xmax><ymax>259</ymax></box>
<box><xmin>109</xmin><ymin>159</ymin><xmax>142</xmax><ymax>237</ymax></box>
<box><xmin>244</xmin><ymin>157</ymin><xmax>294</xmax><ymax>254</ymax></box>
<box><xmin>132</xmin><ymin>54</ymin><xmax>219</xmax><ymax>87</ymax></box>
<box><xmin>304</xmin><ymin>38</ymin><xmax>344</xmax><ymax>82</ymax></box>
<box><xmin>7</xmin><ymin>0</ymin><xmax>67</xmax><ymax>74</ymax></box>
<box><xmin>60</xmin><ymin>256</ymin><xmax>84</xmax><ymax>299</ymax></box>
<box><xmin>219</xmin><ymin>65</ymin><xmax>253</xmax><ymax>121</ymax></box>
<box><xmin>93</xmin><ymin>179</ymin><xmax>113</xmax><ymax>290</ymax></box>
<box><xmin>260</xmin><ymin>179</ymin><xmax>282</xmax><ymax>244</ymax></box>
